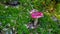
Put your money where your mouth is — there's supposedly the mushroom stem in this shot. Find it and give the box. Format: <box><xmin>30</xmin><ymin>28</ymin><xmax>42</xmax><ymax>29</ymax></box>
<box><xmin>34</xmin><ymin>18</ymin><xmax>38</xmax><ymax>26</ymax></box>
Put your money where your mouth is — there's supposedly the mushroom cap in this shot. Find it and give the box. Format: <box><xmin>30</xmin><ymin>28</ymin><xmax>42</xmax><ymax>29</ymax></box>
<box><xmin>30</xmin><ymin>9</ymin><xmax>43</xmax><ymax>18</ymax></box>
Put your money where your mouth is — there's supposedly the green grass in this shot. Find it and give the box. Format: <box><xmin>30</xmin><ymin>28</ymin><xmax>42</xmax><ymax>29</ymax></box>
<box><xmin>0</xmin><ymin>0</ymin><xmax>60</xmax><ymax>34</ymax></box>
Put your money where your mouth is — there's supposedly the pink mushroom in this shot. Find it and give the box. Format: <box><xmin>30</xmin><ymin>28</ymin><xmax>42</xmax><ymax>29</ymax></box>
<box><xmin>30</xmin><ymin>9</ymin><xmax>43</xmax><ymax>25</ymax></box>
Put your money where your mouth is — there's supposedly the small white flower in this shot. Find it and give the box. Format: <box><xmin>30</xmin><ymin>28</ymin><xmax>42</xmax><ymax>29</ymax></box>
<box><xmin>5</xmin><ymin>6</ymin><xmax>8</xmax><ymax>8</ymax></box>
<box><xmin>15</xmin><ymin>6</ymin><xmax>19</xmax><ymax>8</ymax></box>
<box><xmin>31</xmin><ymin>26</ymin><xmax>34</xmax><ymax>29</ymax></box>
<box><xmin>13</xmin><ymin>27</ymin><xmax>15</xmax><ymax>30</ymax></box>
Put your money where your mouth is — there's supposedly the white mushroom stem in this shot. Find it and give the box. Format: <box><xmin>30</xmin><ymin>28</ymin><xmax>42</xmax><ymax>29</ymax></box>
<box><xmin>34</xmin><ymin>18</ymin><xmax>38</xmax><ymax>26</ymax></box>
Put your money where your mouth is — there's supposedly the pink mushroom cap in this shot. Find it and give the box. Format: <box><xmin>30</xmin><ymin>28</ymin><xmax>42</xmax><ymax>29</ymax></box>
<box><xmin>30</xmin><ymin>9</ymin><xmax>43</xmax><ymax>18</ymax></box>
